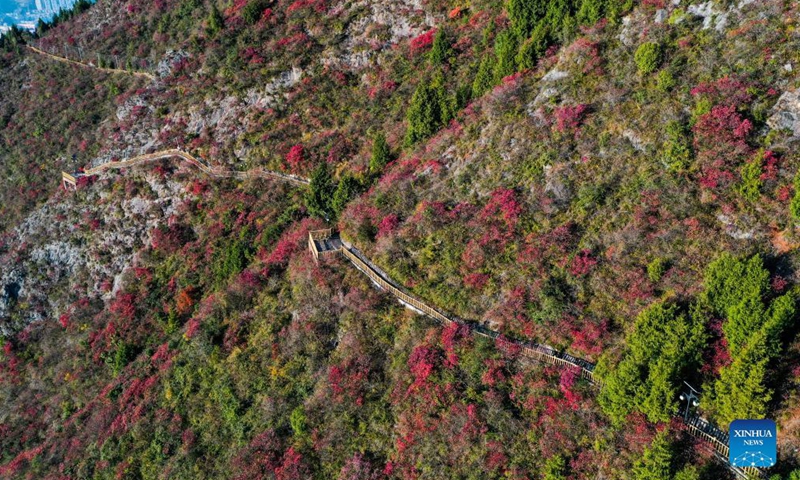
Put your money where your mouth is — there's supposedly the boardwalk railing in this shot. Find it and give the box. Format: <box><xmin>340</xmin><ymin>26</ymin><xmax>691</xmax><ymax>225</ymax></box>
<box><xmin>30</xmin><ymin>41</ymin><xmax>157</xmax><ymax>70</ymax></box>
<box><xmin>341</xmin><ymin>244</ymin><xmax>452</xmax><ymax>325</ymax></box>
<box><xmin>27</xmin><ymin>45</ymin><xmax>156</xmax><ymax>80</ymax></box>
<box><xmin>64</xmin><ymin>149</ymin><xmax>309</xmax><ymax>187</ymax></box>
<box><xmin>311</xmin><ymin>233</ymin><xmax>765</xmax><ymax>479</ymax></box>
<box><xmin>309</xmin><ymin>229</ymin><xmax>335</xmax><ymax>262</ymax></box>
<box><xmin>61</xmin><ymin>171</ymin><xmax>78</xmax><ymax>191</ymax></box>
<box><xmin>684</xmin><ymin>415</ymin><xmax>761</xmax><ymax>479</ymax></box>
<box><xmin>340</xmin><ymin>243</ymin><xmax>597</xmax><ymax>382</ymax></box>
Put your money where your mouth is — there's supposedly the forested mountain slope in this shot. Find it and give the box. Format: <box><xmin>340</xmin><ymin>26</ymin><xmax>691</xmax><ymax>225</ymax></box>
<box><xmin>1</xmin><ymin>0</ymin><xmax>800</xmax><ymax>478</ymax></box>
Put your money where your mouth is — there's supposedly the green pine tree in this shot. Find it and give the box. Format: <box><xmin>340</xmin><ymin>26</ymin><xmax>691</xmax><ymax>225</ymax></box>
<box><xmin>543</xmin><ymin>454</ymin><xmax>567</xmax><ymax>480</ymax></box>
<box><xmin>369</xmin><ymin>133</ymin><xmax>392</xmax><ymax>175</ymax></box>
<box><xmin>791</xmin><ymin>171</ymin><xmax>800</xmax><ymax>222</ymax></box>
<box><xmin>598</xmin><ymin>301</ymin><xmax>705</xmax><ymax>424</ymax></box>
<box><xmin>305</xmin><ymin>163</ymin><xmax>335</xmax><ymax>220</ymax></box>
<box><xmin>332</xmin><ymin>174</ymin><xmax>362</xmax><ymax>217</ymax></box>
<box><xmin>493</xmin><ymin>29</ymin><xmax>519</xmax><ymax>81</ymax></box>
<box><xmin>428</xmin><ymin>28</ymin><xmax>452</xmax><ymax>65</ymax></box>
<box><xmin>632</xmin><ymin>430</ymin><xmax>674</xmax><ymax>480</ymax></box>
<box><xmin>405</xmin><ymin>72</ymin><xmax>455</xmax><ymax>146</ymax></box>
<box><xmin>662</xmin><ymin>121</ymin><xmax>692</xmax><ymax>172</ymax></box>
<box><xmin>507</xmin><ymin>0</ymin><xmax>548</xmax><ymax>38</ymax></box>
<box><xmin>515</xmin><ymin>23</ymin><xmax>550</xmax><ymax>70</ymax></box>
<box><xmin>711</xmin><ymin>340</ymin><xmax>771</xmax><ymax>425</ymax></box>
<box><xmin>634</xmin><ymin>42</ymin><xmax>663</xmax><ymax>75</ymax></box>
<box><xmin>597</xmin><ymin>355</ymin><xmax>642</xmax><ymax>424</ymax></box>
<box><xmin>702</xmin><ymin>253</ymin><xmax>769</xmax><ymax>318</ymax></box>
<box><xmin>577</xmin><ymin>0</ymin><xmax>603</xmax><ymax>26</ymax></box>
<box><xmin>673</xmin><ymin>466</ymin><xmax>700</xmax><ymax>480</ymax></box>
<box><xmin>207</xmin><ymin>4</ymin><xmax>224</xmax><ymax>36</ymax></box>
<box><xmin>472</xmin><ymin>53</ymin><xmax>497</xmax><ymax>98</ymax></box>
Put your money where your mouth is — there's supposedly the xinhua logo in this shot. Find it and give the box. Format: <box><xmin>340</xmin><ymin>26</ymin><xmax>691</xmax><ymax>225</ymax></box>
<box><xmin>729</xmin><ymin>419</ymin><xmax>777</xmax><ymax>468</ymax></box>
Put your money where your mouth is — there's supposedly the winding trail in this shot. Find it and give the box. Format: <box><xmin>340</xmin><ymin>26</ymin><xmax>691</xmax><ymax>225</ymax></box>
<box><xmin>37</xmin><ymin>54</ymin><xmax>756</xmax><ymax>470</ymax></box>
<box><xmin>62</xmin><ymin>149</ymin><xmax>309</xmax><ymax>188</ymax></box>
<box><xmin>66</xmin><ymin>154</ymin><xmax>761</xmax><ymax>478</ymax></box>
<box><xmin>310</xmin><ymin>231</ymin><xmax>762</xmax><ymax>479</ymax></box>
<box><xmin>26</xmin><ymin>45</ymin><xmax>156</xmax><ymax>80</ymax></box>
<box><xmin>31</xmin><ymin>27</ymin><xmax>766</xmax><ymax>478</ymax></box>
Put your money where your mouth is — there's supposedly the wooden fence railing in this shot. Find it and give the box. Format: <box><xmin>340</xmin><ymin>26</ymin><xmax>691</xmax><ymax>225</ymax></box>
<box><xmin>329</xmin><ymin>239</ymin><xmax>765</xmax><ymax>479</ymax></box>
<box><xmin>27</xmin><ymin>45</ymin><xmax>156</xmax><ymax>80</ymax></box>
<box><xmin>340</xmin><ymin>244</ymin><xmax>597</xmax><ymax>382</ymax></box>
<box><xmin>66</xmin><ymin>149</ymin><xmax>309</xmax><ymax>187</ymax></box>
<box><xmin>61</xmin><ymin>171</ymin><xmax>78</xmax><ymax>190</ymax></box>
<box><xmin>308</xmin><ymin>229</ymin><xmax>335</xmax><ymax>262</ymax></box>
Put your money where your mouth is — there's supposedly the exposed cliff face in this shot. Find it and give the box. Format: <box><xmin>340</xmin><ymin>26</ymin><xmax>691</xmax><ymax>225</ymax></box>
<box><xmin>769</xmin><ymin>89</ymin><xmax>800</xmax><ymax>138</ymax></box>
<box><xmin>0</xmin><ymin>170</ymin><xmax>188</xmax><ymax>336</ymax></box>
<box><xmin>0</xmin><ymin>0</ymin><xmax>445</xmax><ymax>336</ymax></box>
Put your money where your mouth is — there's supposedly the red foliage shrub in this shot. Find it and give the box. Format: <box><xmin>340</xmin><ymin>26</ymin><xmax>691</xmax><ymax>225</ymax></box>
<box><xmin>690</xmin><ymin>76</ymin><xmax>753</xmax><ymax>108</ymax></box>
<box><xmin>480</xmin><ymin>188</ymin><xmax>522</xmax><ymax>228</ymax></box>
<box><xmin>377</xmin><ymin>214</ymin><xmax>399</xmax><ymax>238</ymax></box>
<box><xmin>150</xmin><ymin>223</ymin><xmax>192</xmax><ymax>254</ymax></box>
<box><xmin>407</xmin><ymin>345</ymin><xmax>439</xmax><ymax>394</ymax></box>
<box><xmin>477</xmin><ymin>188</ymin><xmax>522</xmax><ymax>249</ymax></box>
<box><xmin>285</xmin><ymin>144</ymin><xmax>306</xmax><ymax>173</ymax></box>
<box><xmin>75</xmin><ymin>174</ymin><xmax>97</xmax><ymax>188</ymax></box>
<box><xmin>564</xmin><ymin>37</ymin><xmax>602</xmax><ymax>74</ymax></box>
<box><xmin>759</xmin><ymin>150</ymin><xmax>779</xmax><ymax>181</ymax></box>
<box><xmin>110</xmin><ymin>292</ymin><xmax>137</xmax><ymax>322</ymax></box>
<box><xmin>328</xmin><ymin>357</ymin><xmax>369</xmax><ymax>405</ymax></box>
<box><xmin>568</xmin><ymin>318</ymin><xmax>608</xmax><ymax>357</ymax></box>
<box><xmin>463</xmin><ymin>272</ymin><xmax>489</xmax><ymax>290</ymax></box>
<box><xmin>410</xmin><ymin>30</ymin><xmax>436</xmax><ymax>53</ymax></box>
<box><xmin>286</xmin><ymin>0</ymin><xmax>327</xmax><ymax>14</ymax></box>
<box><xmin>481</xmin><ymin>359</ymin><xmax>506</xmax><ymax>387</ymax></box>
<box><xmin>150</xmin><ymin>343</ymin><xmax>175</xmax><ymax>371</ymax></box>
<box><xmin>461</xmin><ymin>239</ymin><xmax>485</xmax><ymax>270</ymax></box>
<box><xmin>777</xmin><ymin>184</ymin><xmax>793</xmax><ymax>203</ymax></box>
<box><xmin>693</xmin><ymin>104</ymin><xmax>753</xmax><ymax>188</ymax></box>
<box><xmin>701</xmin><ymin>318</ymin><xmax>732</xmax><ymax>375</ymax></box>
<box><xmin>569</xmin><ymin>250</ymin><xmax>597</xmax><ymax>276</ymax></box>
<box><xmin>440</xmin><ymin>322</ymin><xmax>470</xmax><ymax>368</ymax></box>
<box><xmin>484</xmin><ymin>286</ymin><xmax>532</xmax><ymax>337</ymax></box>
<box><xmin>275</xmin><ymin>447</ymin><xmax>309</xmax><ymax>480</ymax></box>
<box><xmin>276</xmin><ymin>32</ymin><xmax>311</xmax><ymax>51</ymax></box>
<box><xmin>231</xmin><ymin>429</ymin><xmax>283</xmax><ymax>480</ymax></box>
<box><xmin>624</xmin><ymin>412</ymin><xmax>659</xmax><ymax>450</ymax></box>
<box><xmin>554</xmin><ymin>104</ymin><xmax>589</xmax><ymax>132</ymax></box>
<box><xmin>559</xmin><ymin>367</ymin><xmax>581</xmax><ymax>408</ymax></box>
<box><xmin>771</xmin><ymin>275</ymin><xmax>788</xmax><ymax>293</ymax></box>
<box><xmin>0</xmin><ymin>445</ymin><xmax>44</xmax><ymax>476</ymax></box>
<box><xmin>259</xmin><ymin>8</ymin><xmax>274</xmax><ymax>23</ymax></box>
<box><xmin>495</xmin><ymin>335</ymin><xmax>522</xmax><ymax>359</ymax></box>
<box><xmin>184</xmin><ymin>318</ymin><xmax>201</xmax><ymax>339</ymax></box>
<box><xmin>263</xmin><ymin>221</ymin><xmax>312</xmax><ymax>265</ymax></box>
<box><xmin>698</xmin><ymin>168</ymin><xmax>736</xmax><ymax>190</ymax></box>
<box><xmin>368</xmin><ymin>80</ymin><xmax>399</xmax><ymax>100</ymax></box>
<box><xmin>339</xmin><ymin>453</ymin><xmax>381</xmax><ymax>480</ymax></box>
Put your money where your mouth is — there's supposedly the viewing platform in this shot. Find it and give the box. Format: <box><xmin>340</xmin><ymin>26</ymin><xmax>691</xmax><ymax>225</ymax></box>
<box><xmin>308</xmin><ymin>229</ymin><xmax>342</xmax><ymax>262</ymax></box>
<box><xmin>61</xmin><ymin>171</ymin><xmax>83</xmax><ymax>191</ymax></box>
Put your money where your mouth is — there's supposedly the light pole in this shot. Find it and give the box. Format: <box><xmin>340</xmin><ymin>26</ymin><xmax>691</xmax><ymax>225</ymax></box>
<box><xmin>679</xmin><ymin>381</ymin><xmax>700</xmax><ymax>421</ymax></box>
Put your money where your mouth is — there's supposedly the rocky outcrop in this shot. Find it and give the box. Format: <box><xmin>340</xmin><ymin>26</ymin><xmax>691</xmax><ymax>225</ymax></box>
<box><xmin>156</xmin><ymin>50</ymin><xmax>190</xmax><ymax>79</ymax></box>
<box><xmin>0</xmin><ymin>171</ymin><xmax>187</xmax><ymax>337</ymax></box>
<box><xmin>768</xmin><ymin>89</ymin><xmax>800</xmax><ymax>137</ymax></box>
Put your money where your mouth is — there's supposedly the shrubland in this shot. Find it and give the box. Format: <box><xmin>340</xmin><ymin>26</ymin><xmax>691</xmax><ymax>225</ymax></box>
<box><xmin>2</xmin><ymin>0</ymin><xmax>800</xmax><ymax>478</ymax></box>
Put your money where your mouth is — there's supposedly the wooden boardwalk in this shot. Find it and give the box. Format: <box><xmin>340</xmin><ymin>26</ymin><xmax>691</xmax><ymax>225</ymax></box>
<box><xmin>62</xmin><ymin>149</ymin><xmax>309</xmax><ymax>189</ymax></box>
<box><xmin>308</xmin><ymin>230</ymin><xmax>764</xmax><ymax>479</ymax></box>
<box><xmin>26</xmin><ymin>45</ymin><xmax>156</xmax><ymax>80</ymax></box>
